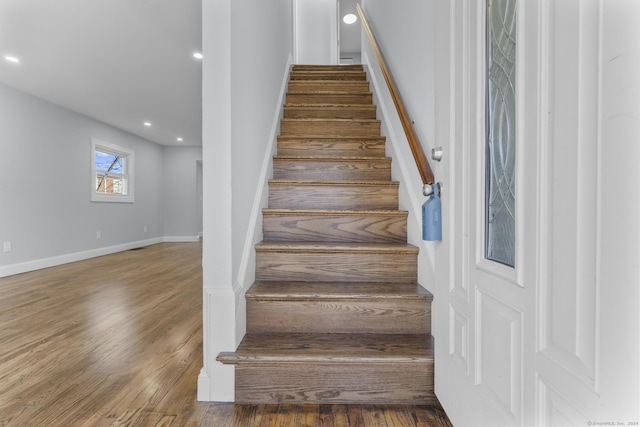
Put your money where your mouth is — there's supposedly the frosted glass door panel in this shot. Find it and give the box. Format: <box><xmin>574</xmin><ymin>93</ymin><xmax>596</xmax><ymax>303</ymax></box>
<box><xmin>486</xmin><ymin>0</ymin><xmax>516</xmax><ymax>267</ymax></box>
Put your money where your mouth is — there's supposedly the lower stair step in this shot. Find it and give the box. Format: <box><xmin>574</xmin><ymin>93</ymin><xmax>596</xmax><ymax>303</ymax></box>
<box><xmin>283</xmin><ymin>104</ymin><xmax>377</xmax><ymax>119</ymax></box>
<box><xmin>280</xmin><ymin>118</ymin><xmax>381</xmax><ymax>138</ymax></box>
<box><xmin>217</xmin><ymin>333</ymin><xmax>436</xmax><ymax>404</ymax></box>
<box><xmin>289</xmin><ymin>70</ymin><xmax>367</xmax><ymax>80</ymax></box>
<box><xmin>286</xmin><ymin>92</ymin><xmax>373</xmax><ymax>105</ymax></box>
<box><xmin>273</xmin><ymin>156</ymin><xmax>391</xmax><ymax>181</ymax></box>
<box><xmin>277</xmin><ymin>136</ymin><xmax>386</xmax><ymax>157</ymax></box>
<box><xmin>246</xmin><ymin>281</ymin><xmax>432</xmax><ymax>334</ymax></box>
<box><xmin>292</xmin><ymin>64</ymin><xmax>364</xmax><ymax>71</ymax></box>
<box><xmin>262</xmin><ymin>208</ymin><xmax>407</xmax><ymax>243</ymax></box>
<box><xmin>287</xmin><ymin>80</ymin><xmax>370</xmax><ymax>93</ymax></box>
<box><xmin>268</xmin><ymin>180</ymin><xmax>399</xmax><ymax>210</ymax></box>
<box><xmin>255</xmin><ymin>242</ymin><xmax>418</xmax><ymax>283</ymax></box>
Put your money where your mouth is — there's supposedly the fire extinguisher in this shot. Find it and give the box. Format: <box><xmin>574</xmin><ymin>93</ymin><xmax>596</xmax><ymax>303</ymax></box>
<box><xmin>422</xmin><ymin>183</ymin><xmax>442</xmax><ymax>241</ymax></box>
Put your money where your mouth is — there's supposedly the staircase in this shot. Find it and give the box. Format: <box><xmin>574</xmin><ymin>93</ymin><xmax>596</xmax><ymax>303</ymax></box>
<box><xmin>217</xmin><ymin>64</ymin><xmax>435</xmax><ymax>405</ymax></box>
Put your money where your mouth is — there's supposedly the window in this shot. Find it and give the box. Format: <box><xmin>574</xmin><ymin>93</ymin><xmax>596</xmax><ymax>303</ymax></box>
<box><xmin>91</xmin><ymin>139</ymin><xmax>134</xmax><ymax>202</ymax></box>
<box><xmin>485</xmin><ymin>0</ymin><xmax>516</xmax><ymax>266</ymax></box>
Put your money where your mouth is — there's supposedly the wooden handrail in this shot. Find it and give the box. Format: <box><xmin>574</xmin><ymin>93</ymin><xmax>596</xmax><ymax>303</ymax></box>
<box><xmin>356</xmin><ymin>3</ymin><xmax>435</xmax><ymax>187</ymax></box>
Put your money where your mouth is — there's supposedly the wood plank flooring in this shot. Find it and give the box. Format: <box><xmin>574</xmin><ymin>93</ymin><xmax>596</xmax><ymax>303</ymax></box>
<box><xmin>0</xmin><ymin>243</ymin><xmax>452</xmax><ymax>426</ymax></box>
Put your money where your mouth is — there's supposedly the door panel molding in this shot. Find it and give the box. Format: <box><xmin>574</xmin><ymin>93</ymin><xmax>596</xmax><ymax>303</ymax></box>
<box><xmin>536</xmin><ymin>0</ymin><xmax>599</xmax><ymax>389</ymax></box>
<box><xmin>449</xmin><ymin>304</ymin><xmax>470</xmax><ymax>374</ymax></box>
<box><xmin>476</xmin><ymin>289</ymin><xmax>523</xmax><ymax>423</ymax></box>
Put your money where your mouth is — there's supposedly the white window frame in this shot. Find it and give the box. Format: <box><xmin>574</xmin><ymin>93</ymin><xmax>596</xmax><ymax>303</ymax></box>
<box><xmin>91</xmin><ymin>138</ymin><xmax>135</xmax><ymax>203</ymax></box>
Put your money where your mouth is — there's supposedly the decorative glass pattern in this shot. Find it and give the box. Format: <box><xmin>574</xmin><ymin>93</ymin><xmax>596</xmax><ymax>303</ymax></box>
<box><xmin>486</xmin><ymin>0</ymin><xmax>516</xmax><ymax>267</ymax></box>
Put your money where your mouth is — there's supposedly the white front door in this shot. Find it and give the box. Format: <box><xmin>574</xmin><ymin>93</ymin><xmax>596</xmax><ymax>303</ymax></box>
<box><xmin>433</xmin><ymin>1</ymin><xmax>537</xmax><ymax>424</ymax></box>
<box><xmin>433</xmin><ymin>0</ymin><xmax>639</xmax><ymax>425</ymax></box>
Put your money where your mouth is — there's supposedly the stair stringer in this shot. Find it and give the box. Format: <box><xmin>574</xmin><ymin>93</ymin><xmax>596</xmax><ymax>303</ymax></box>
<box><xmin>361</xmin><ymin>52</ymin><xmax>437</xmax><ymax>295</ymax></box>
<box><xmin>232</xmin><ymin>56</ymin><xmax>294</xmax><ymax>331</ymax></box>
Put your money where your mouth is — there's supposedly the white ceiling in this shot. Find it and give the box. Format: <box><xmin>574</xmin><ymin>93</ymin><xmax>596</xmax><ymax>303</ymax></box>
<box><xmin>0</xmin><ymin>1</ymin><xmax>362</xmax><ymax>147</ymax></box>
<box><xmin>0</xmin><ymin>0</ymin><xmax>202</xmax><ymax>146</ymax></box>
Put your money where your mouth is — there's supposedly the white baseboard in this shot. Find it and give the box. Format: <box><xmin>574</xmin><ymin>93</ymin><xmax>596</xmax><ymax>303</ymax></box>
<box><xmin>163</xmin><ymin>235</ymin><xmax>201</xmax><ymax>243</ymax></box>
<box><xmin>0</xmin><ymin>236</ymin><xmax>198</xmax><ymax>278</ymax></box>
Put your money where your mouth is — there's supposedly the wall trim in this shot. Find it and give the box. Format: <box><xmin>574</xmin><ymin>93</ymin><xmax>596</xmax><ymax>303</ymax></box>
<box><xmin>0</xmin><ymin>236</ymin><xmax>201</xmax><ymax>278</ymax></box>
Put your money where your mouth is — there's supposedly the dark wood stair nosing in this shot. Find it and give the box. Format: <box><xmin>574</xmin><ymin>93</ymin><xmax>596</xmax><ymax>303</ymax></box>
<box><xmin>246</xmin><ymin>281</ymin><xmax>433</xmax><ymax>301</ymax></box>
<box><xmin>255</xmin><ymin>241</ymin><xmax>419</xmax><ymax>254</ymax></box>
<box><xmin>262</xmin><ymin>208</ymin><xmax>408</xmax><ymax>216</ymax></box>
<box><xmin>268</xmin><ymin>179</ymin><xmax>399</xmax><ymax>186</ymax></box>
<box><xmin>217</xmin><ymin>333</ymin><xmax>434</xmax><ymax>365</ymax></box>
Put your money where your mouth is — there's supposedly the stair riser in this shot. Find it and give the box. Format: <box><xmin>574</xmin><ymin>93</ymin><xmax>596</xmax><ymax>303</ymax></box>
<box><xmin>263</xmin><ymin>213</ymin><xmax>407</xmax><ymax>243</ymax></box>
<box><xmin>273</xmin><ymin>159</ymin><xmax>390</xmax><ymax>181</ymax></box>
<box><xmin>281</xmin><ymin>120</ymin><xmax>380</xmax><ymax>137</ymax></box>
<box><xmin>277</xmin><ymin>138</ymin><xmax>386</xmax><ymax>157</ymax></box>
<box><xmin>288</xmin><ymin>81</ymin><xmax>370</xmax><ymax>92</ymax></box>
<box><xmin>268</xmin><ymin>184</ymin><xmax>398</xmax><ymax>210</ymax></box>
<box><xmin>234</xmin><ymin>363</ymin><xmax>436</xmax><ymax>405</ymax></box>
<box><xmin>293</xmin><ymin>64</ymin><xmax>363</xmax><ymax>71</ymax></box>
<box><xmin>286</xmin><ymin>93</ymin><xmax>373</xmax><ymax>105</ymax></box>
<box><xmin>289</xmin><ymin>71</ymin><xmax>367</xmax><ymax>81</ymax></box>
<box><xmin>255</xmin><ymin>251</ymin><xmax>417</xmax><ymax>283</ymax></box>
<box><xmin>246</xmin><ymin>300</ymin><xmax>430</xmax><ymax>334</ymax></box>
<box><xmin>283</xmin><ymin>106</ymin><xmax>377</xmax><ymax>120</ymax></box>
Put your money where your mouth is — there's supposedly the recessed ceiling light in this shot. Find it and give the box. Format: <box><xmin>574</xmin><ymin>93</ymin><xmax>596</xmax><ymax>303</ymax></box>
<box><xmin>177</xmin><ymin>137</ymin><xmax>183</xmax><ymax>142</ymax></box>
<box><xmin>343</xmin><ymin>14</ymin><xmax>357</xmax><ymax>24</ymax></box>
<box><xmin>193</xmin><ymin>52</ymin><xmax>203</xmax><ymax>60</ymax></box>
<box><xmin>4</xmin><ymin>55</ymin><xmax>20</xmax><ymax>63</ymax></box>
<box><xmin>143</xmin><ymin>122</ymin><xmax>152</xmax><ymax>127</ymax></box>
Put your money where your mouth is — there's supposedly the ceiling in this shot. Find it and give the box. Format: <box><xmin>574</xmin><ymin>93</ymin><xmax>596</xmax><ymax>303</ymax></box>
<box><xmin>0</xmin><ymin>0</ymin><xmax>361</xmax><ymax>147</ymax></box>
<box><xmin>0</xmin><ymin>0</ymin><xmax>202</xmax><ymax>146</ymax></box>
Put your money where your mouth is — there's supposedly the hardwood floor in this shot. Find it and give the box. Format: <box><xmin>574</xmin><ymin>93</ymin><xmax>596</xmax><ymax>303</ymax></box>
<box><xmin>0</xmin><ymin>243</ymin><xmax>452</xmax><ymax>426</ymax></box>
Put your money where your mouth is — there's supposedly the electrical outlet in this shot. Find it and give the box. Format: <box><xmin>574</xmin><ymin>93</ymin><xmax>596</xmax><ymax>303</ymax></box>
<box><xmin>3</xmin><ymin>241</ymin><xmax>11</xmax><ymax>253</ymax></box>
<box><xmin>143</xmin><ymin>226</ymin><xmax>148</xmax><ymax>233</ymax></box>
<box><xmin>96</xmin><ymin>231</ymin><xmax>101</xmax><ymax>240</ymax></box>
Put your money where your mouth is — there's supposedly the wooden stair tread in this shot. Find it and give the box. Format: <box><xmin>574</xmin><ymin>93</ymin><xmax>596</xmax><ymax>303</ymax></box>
<box><xmin>217</xmin><ymin>333</ymin><xmax>433</xmax><ymax>364</ymax></box>
<box><xmin>262</xmin><ymin>208</ymin><xmax>407</xmax><ymax>243</ymax></box>
<box><xmin>269</xmin><ymin>179</ymin><xmax>398</xmax><ymax>186</ymax></box>
<box><xmin>247</xmin><ymin>281</ymin><xmax>432</xmax><ymax>300</ymax></box>
<box><xmin>287</xmin><ymin>90</ymin><xmax>373</xmax><ymax>95</ymax></box>
<box><xmin>281</xmin><ymin>118</ymin><xmax>379</xmax><ymax>123</ymax></box>
<box><xmin>290</xmin><ymin>71</ymin><xmax>366</xmax><ymax>76</ymax></box>
<box><xmin>293</xmin><ymin>64</ymin><xmax>364</xmax><ymax>70</ymax></box>
<box><xmin>273</xmin><ymin>155</ymin><xmax>389</xmax><ymax>161</ymax></box>
<box><xmin>263</xmin><ymin>208</ymin><xmax>407</xmax><ymax>216</ymax></box>
<box><xmin>277</xmin><ymin>135</ymin><xmax>386</xmax><ymax>141</ymax></box>
<box><xmin>289</xmin><ymin>79</ymin><xmax>367</xmax><ymax>82</ymax></box>
<box><xmin>284</xmin><ymin>103</ymin><xmax>376</xmax><ymax>108</ymax></box>
<box><xmin>288</xmin><ymin>86</ymin><xmax>370</xmax><ymax>94</ymax></box>
<box><xmin>255</xmin><ymin>241</ymin><xmax>419</xmax><ymax>254</ymax></box>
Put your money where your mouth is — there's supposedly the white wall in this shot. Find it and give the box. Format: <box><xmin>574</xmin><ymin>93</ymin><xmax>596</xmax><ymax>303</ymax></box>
<box><xmin>361</xmin><ymin>0</ymin><xmax>436</xmax><ymax>165</ymax></box>
<box><xmin>0</xmin><ymin>82</ymin><xmax>202</xmax><ymax>276</ymax></box>
<box><xmin>200</xmin><ymin>0</ymin><xmax>293</xmax><ymax>401</ymax></box>
<box><xmin>359</xmin><ymin>0</ymin><xmax>438</xmax><ymax>294</ymax></box>
<box><xmin>162</xmin><ymin>146</ymin><xmax>203</xmax><ymax>239</ymax></box>
<box><xmin>294</xmin><ymin>0</ymin><xmax>338</xmax><ymax>64</ymax></box>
